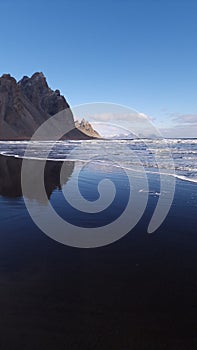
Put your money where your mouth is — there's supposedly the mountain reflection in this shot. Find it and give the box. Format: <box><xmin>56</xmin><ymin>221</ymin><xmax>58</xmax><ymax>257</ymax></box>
<box><xmin>0</xmin><ymin>155</ymin><xmax>74</xmax><ymax>201</ymax></box>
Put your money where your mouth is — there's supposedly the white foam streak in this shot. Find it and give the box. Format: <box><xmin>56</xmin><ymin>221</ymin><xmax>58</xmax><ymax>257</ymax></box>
<box><xmin>0</xmin><ymin>139</ymin><xmax>197</xmax><ymax>184</ymax></box>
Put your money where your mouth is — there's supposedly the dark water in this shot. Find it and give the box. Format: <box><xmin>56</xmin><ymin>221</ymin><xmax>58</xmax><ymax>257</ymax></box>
<box><xmin>0</xmin><ymin>154</ymin><xmax>197</xmax><ymax>349</ymax></box>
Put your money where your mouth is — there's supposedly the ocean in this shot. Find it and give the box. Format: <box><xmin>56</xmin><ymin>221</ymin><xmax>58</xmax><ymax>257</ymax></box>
<box><xmin>0</xmin><ymin>138</ymin><xmax>197</xmax><ymax>182</ymax></box>
<box><xmin>0</xmin><ymin>138</ymin><xmax>197</xmax><ymax>349</ymax></box>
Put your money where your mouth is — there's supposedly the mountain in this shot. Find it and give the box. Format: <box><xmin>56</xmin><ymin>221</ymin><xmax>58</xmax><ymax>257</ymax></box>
<box><xmin>0</xmin><ymin>73</ymin><xmax>99</xmax><ymax>140</ymax></box>
<box><xmin>110</xmin><ymin>133</ymin><xmax>135</xmax><ymax>140</ymax></box>
<box><xmin>75</xmin><ymin>118</ymin><xmax>101</xmax><ymax>138</ymax></box>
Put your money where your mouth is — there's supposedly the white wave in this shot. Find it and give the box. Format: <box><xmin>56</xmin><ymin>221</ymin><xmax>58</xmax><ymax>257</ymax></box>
<box><xmin>0</xmin><ymin>139</ymin><xmax>197</xmax><ymax>184</ymax></box>
<box><xmin>174</xmin><ymin>175</ymin><xmax>197</xmax><ymax>184</ymax></box>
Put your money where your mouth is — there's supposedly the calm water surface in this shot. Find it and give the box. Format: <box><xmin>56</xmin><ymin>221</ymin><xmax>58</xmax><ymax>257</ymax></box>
<box><xmin>0</xmin><ymin>140</ymin><xmax>197</xmax><ymax>349</ymax></box>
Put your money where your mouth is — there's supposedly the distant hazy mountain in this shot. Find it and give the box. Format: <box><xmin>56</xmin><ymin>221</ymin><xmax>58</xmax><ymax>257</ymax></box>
<box><xmin>0</xmin><ymin>73</ymin><xmax>99</xmax><ymax>140</ymax></box>
<box><xmin>110</xmin><ymin>132</ymin><xmax>160</xmax><ymax>140</ymax></box>
<box><xmin>109</xmin><ymin>133</ymin><xmax>135</xmax><ymax>140</ymax></box>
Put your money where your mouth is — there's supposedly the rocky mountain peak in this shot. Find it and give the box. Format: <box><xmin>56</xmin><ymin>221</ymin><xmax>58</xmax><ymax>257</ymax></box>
<box><xmin>18</xmin><ymin>72</ymin><xmax>69</xmax><ymax>117</ymax></box>
<box><xmin>0</xmin><ymin>74</ymin><xmax>18</xmax><ymax>93</ymax></box>
<box><xmin>1</xmin><ymin>74</ymin><xmax>17</xmax><ymax>83</ymax></box>
<box><xmin>0</xmin><ymin>72</ymin><xmax>72</xmax><ymax>140</ymax></box>
<box><xmin>75</xmin><ymin>118</ymin><xmax>101</xmax><ymax>138</ymax></box>
<box><xmin>0</xmin><ymin>73</ymin><xmax>100</xmax><ymax>140</ymax></box>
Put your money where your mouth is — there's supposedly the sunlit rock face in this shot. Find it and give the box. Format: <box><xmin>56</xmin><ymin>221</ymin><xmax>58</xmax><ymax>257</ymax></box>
<box><xmin>75</xmin><ymin>118</ymin><xmax>101</xmax><ymax>138</ymax></box>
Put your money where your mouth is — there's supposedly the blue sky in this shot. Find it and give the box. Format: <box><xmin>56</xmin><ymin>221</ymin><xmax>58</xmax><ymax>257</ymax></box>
<box><xmin>0</xmin><ymin>0</ymin><xmax>197</xmax><ymax>137</ymax></box>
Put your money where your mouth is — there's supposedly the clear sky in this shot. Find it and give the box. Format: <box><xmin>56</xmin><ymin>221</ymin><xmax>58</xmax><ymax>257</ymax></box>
<box><xmin>0</xmin><ymin>0</ymin><xmax>197</xmax><ymax>137</ymax></box>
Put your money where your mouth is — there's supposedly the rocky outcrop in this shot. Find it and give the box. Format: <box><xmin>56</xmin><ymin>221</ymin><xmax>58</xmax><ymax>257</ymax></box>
<box><xmin>0</xmin><ymin>73</ymin><xmax>98</xmax><ymax>140</ymax></box>
<box><xmin>75</xmin><ymin>118</ymin><xmax>101</xmax><ymax>138</ymax></box>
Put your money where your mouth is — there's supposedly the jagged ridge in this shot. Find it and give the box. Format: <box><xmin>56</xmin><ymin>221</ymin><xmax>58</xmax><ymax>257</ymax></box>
<box><xmin>0</xmin><ymin>72</ymin><xmax>99</xmax><ymax>140</ymax></box>
<box><xmin>75</xmin><ymin>118</ymin><xmax>101</xmax><ymax>138</ymax></box>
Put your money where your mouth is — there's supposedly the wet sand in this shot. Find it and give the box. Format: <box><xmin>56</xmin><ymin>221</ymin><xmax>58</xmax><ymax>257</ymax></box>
<box><xmin>0</xmin><ymin>155</ymin><xmax>197</xmax><ymax>349</ymax></box>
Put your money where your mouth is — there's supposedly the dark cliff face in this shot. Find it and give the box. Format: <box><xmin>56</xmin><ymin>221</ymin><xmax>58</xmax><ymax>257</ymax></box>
<box><xmin>0</xmin><ymin>72</ymin><xmax>76</xmax><ymax>140</ymax></box>
<box><xmin>18</xmin><ymin>73</ymin><xmax>69</xmax><ymax>116</ymax></box>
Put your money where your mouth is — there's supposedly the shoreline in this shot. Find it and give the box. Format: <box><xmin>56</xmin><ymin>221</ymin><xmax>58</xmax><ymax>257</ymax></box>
<box><xmin>0</xmin><ymin>162</ymin><xmax>196</xmax><ymax>349</ymax></box>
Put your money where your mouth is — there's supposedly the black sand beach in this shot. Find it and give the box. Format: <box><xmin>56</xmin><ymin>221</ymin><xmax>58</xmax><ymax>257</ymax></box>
<box><xmin>0</xmin><ymin>154</ymin><xmax>197</xmax><ymax>349</ymax></box>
